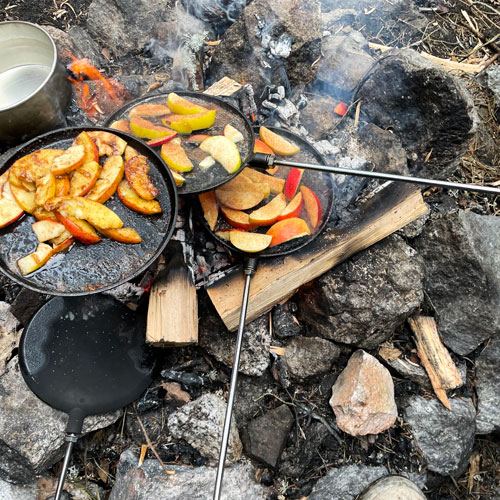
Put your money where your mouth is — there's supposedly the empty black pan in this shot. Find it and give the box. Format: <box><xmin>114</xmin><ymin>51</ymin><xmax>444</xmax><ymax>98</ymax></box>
<box><xmin>19</xmin><ymin>294</ymin><xmax>154</xmax><ymax>500</ymax></box>
<box><xmin>0</xmin><ymin>126</ymin><xmax>178</xmax><ymax>295</ymax></box>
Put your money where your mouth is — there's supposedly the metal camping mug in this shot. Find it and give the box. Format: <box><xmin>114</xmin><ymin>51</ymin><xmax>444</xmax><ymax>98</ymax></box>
<box><xmin>0</xmin><ymin>21</ymin><xmax>71</xmax><ymax>144</ymax></box>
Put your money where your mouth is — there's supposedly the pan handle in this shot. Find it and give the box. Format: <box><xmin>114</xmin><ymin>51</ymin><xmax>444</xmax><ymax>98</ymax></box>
<box><xmin>213</xmin><ymin>256</ymin><xmax>259</xmax><ymax>500</ymax></box>
<box><xmin>250</xmin><ymin>152</ymin><xmax>500</xmax><ymax>196</ymax></box>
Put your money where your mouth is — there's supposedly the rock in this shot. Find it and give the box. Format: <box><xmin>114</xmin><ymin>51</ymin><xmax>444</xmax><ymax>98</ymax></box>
<box><xmin>41</xmin><ymin>26</ymin><xmax>78</xmax><ymax>66</ymax></box>
<box><xmin>475</xmin><ymin>336</ymin><xmax>500</xmax><ymax>434</ymax></box>
<box><xmin>412</xmin><ymin>211</ymin><xmax>500</xmax><ymax>355</ymax></box>
<box><xmin>316</xmin><ymin>31</ymin><xmax>375</xmax><ymax>92</ymax></box>
<box><xmin>68</xmin><ymin>26</ymin><xmax>108</xmax><ymax>68</ymax></box>
<box><xmin>0</xmin><ymin>478</ymin><xmax>37</xmax><ymax>499</ymax></box>
<box><xmin>200</xmin><ymin>313</ymin><xmax>271</xmax><ymax>377</ymax></box>
<box><xmin>297</xmin><ymin>234</ymin><xmax>424</xmax><ymax>348</ymax></box>
<box><xmin>109</xmin><ymin>448</ymin><xmax>269</xmax><ymax>499</ymax></box>
<box><xmin>10</xmin><ymin>289</ymin><xmax>47</xmax><ymax>327</ymax></box>
<box><xmin>283</xmin><ymin>336</ymin><xmax>340</xmax><ymax>381</ymax></box>
<box><xmin>0</xmin><ymin>357</ymin><xmax>121</xmax><ymax>484</ymax></box>
<box><xmin>167</xmin><ymin>393</ymin><xmax>242</xmax><ymax>463</ymax></box>
<box><xmin>309</xmin><ymin>464</ymin><xmax>388</xmax><ymax>500</ymax></box>
<box><xmin>356</xmin><ymin>49</ymin><xmax>478</xmax><ymax>179</ymax></box>
<box><xmin>330</xmin><ymin>350</ymin><xmax>397</xmax><ymax>436</ymax></box>
<box><xmin>300</xmin><ymin>96</ymin><xmax>342</xmax><ymax>139</ymax></box>
<box><xmin>234</xmin><ymin>373</ymin><xmax>276</xmax><ymax>427</ymax></box>
<box><xmin>272</xmin><ymin>302</ymin><xmax>302</xmax><ymax>339</ymax></box>
<box><xmin>241</xmin><ymin>405</ymin><xmax>293</xmax><ymax>467</ymax></box>
<box><xmin>0</xmin><ymin>302</ymin><xmax>20</xmax><ymax>375</ymax></box>
<box><xmin>485</xmin><ymin>66</ymin><xmax>500</xmax><ymax>104</ymax></box>
<box><xmin>164</xmin><ymin>382</ymin><xmax>191</xmax><ymax>406</ymax></box>
<box><xmin>206</xmin><ymin>0</ymin><xmax>322</xmax><ymax>96</ymax></box>
<box><xmin>404</xmin><ymin>395</ymin><xmax>476</xmax><ymax>476</ymax></box>
<box><xmin>360</xmin><ymin>475</ymin><xmax>426</xmax><ymax>500</ymax></box>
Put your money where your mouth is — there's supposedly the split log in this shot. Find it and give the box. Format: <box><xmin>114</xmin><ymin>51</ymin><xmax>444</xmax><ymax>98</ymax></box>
<box><xmin>207</xmin><ymin>183</ymin><xmax>429</xmax><ymax>331</ymax></box>
<box><xmin>204</xmin><ymin>76</ymin><xmax>242</xmax><ymax>96</ymax></box>
<box><xmin>408</xmin><ymin>315</ymin><xmax>463</xmax><ymax>409</ymax></box>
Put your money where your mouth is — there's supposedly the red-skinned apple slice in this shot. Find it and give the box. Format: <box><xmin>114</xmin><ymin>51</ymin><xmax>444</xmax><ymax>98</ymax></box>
<box><xmin>146</xmin><ymin>133</ymin><xmax>179</xmax><ymax>147</ymax></box>
<box><xmin>254</xmin><ymin>138</ymin><xmax>275</xmax><ymax>155</ymax></box>
<box><xmin>283</xmin><ymin>168</ymin><xmax>304</xmax><ymax>201</ymax></box>
<box><xmin>55</xmin><ymin>212</ymin><xmax>101</xmax><ymax>244</ymax></box>
<box><xmin>185</xmin><ymin>134</ymin><xmax>210</xmax><ymax>144</ymax></box>
<box><xmin>220</xmin><ymin>206</ymin><xmax>258</xmax><ymax>230</ymax></box>
<box><xmin>55</xmin><ymin>176</ymin><xmax>70</xmax><ymax>196</ymax></box>
<box><xmin>86</xmin><ymin>155</ymin><xmax>124</xmax><ymax>203</ymax></box>
<box><xmin>124</xmin><ymin>155</ymin><xmax>158</xmax><ymax>201</ymax></box>
<box><xmin>300</xmin><ymin>185</ymin><xmax>322</xmax><ymax>229</ymax></box>
<box><xmin>51</xmin><ymin>236</ymin><xmax>74</xmax><ymax>254</ymax></box>
<box><xmin>198</xmin><ymin>191</ymin><xmax>218</xmax><ymax>230</ymax></box>
<box><xmin>0</xmin><ymin>182</ymin><xmax>24</xmax><ymax>228</ymax></box>
<box><xmin>17</xmin><ymin>243</ymin><xmax>53</xmax><ymax>275</ymax></box>
<box><xmin>229</xmin><ymin>231</ymin><xmax>272</xmax><ymax>253</ymax></box>
<box><xmin>278</xmin><ymin>192</ymin><xmax>303</xmax><ymax>221</ymax></box>
<box><xmin>97</xmin><ymin>227</ymin><xmax>142</xmax><ymax>244</ymax></box>
<box><xmin>129</xmin><ymin>104</ymin><xmax>171</xmax><ymax>117</ymax></box>
<box><xmin>51</xmin><ymin>145</ymin><xmax>85</xmax><ymax>175</ymax></box>
<box><xmin>117</xmin><ymin>180</ymin><xmax>162</xmax><ymax>215</ymax></box>
<box><xmin>248</xmin><ymin>193</ymin><xmax>287</xmax><ymax>226</ymax></box>
<box><xmin>87</xmin><ymin>131</ymin><xmax>127</xmax><ymax>157</ymax></box>
<box><xmin>72</xmin><ymin>131</ymin><xmax>99</xmax><ymax>164</ymax></box>
<box><xmin>266</xmin><ymin>217</ymin><xmax>311</xmax><ymax>246</ymax></box>
<box><xmin>69</xmin><ymin>161</ymin><xmax>101</xmax><ymax>197</ymax></box>
<box><xmin>31</xmin><ymin>220</ymin><xmax>66</xmax><ymax>242</ymax></box>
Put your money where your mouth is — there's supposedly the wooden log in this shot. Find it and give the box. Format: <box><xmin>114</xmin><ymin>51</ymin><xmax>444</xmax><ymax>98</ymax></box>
<box><xmin>204</xmin><ymin>77</ymin><xmax>242</xmax><ymax>96</ymax></box>
<box><xmin>408</xmin><ymin>315</ymin><xmax>463</xmax><ymax>410</ymax></box>
<box><xmin>207</xmin><ymin>183</ymin><xmax>429</xmax><ymax>331</ymax></box>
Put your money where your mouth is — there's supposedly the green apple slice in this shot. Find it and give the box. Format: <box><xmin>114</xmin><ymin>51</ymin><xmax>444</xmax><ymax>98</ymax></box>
<box><xmin>199</xmin><ymin>136</ymin><xmax>241</xmax><ymax>174</ymax></box>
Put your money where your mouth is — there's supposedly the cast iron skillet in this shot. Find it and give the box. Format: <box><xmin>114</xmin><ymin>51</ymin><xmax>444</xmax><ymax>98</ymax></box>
<box><xmin>0</xmin><ymin>126</ymin><xmax>178</xmax><ymax>295</ymax></box>
<box><xmin>201</xmin><ymin>128</ymin><xmax>335</xmax><ymax>499</ymax></box>
<box><xmin>19</xmin><ymin>294</ymin><xmax>154</xmax><ymax>500</ymax></box>
<box><xmin>104</xmin><ymin>91</ymin><xmax>255</xmax><ymax>195</ymax></box>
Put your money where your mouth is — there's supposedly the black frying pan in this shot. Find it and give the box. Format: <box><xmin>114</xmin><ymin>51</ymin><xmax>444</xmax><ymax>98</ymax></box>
<box><xmin>104</xmin><ymin>91</ymin><xmax>255</xmax><ymax>195</ymax></box>
<box><xmin>19</xmin><ymin>294</ymin><xmax>154</xmax><ymax>500</ymax></box>
<box><xmin>0</xmin><ymin>126</ymin><xmax>178</xmax><ymax>295</ymax></box>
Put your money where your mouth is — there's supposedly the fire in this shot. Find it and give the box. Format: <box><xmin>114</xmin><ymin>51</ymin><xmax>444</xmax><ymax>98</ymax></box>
<box><xmin>66</xmin><ymin>53</ymin><xmax>128</xmax><ymax>119</ymax></box>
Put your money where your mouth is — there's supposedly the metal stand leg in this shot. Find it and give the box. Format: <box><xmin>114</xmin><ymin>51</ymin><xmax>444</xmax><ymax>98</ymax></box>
<box><xmin>54</xmin><ymin>433</ymin><xmax>78</xmax><ymax>500</ymax></box>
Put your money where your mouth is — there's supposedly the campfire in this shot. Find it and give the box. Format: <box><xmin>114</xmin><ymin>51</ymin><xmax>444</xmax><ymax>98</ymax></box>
<box><xmin>0</xmin><ymin>0</ymin><xmax>499</xmax><ymax>499</ymax></box>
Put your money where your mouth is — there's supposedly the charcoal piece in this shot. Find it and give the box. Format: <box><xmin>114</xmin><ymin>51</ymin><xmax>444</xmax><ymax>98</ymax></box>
<box><xmin>135</xmin><ymin>387</ymin><xmax>165</xmax><ymax>414</ymax></box>
<box><xmin>272</xmin><ymin>303</ymin><xmax>301</xmax><ymax>339</ymax></box>
<box><xmin>160</xmin><ymin>370</ymin><xmax>205</xmax><ymax>387</ymax></box>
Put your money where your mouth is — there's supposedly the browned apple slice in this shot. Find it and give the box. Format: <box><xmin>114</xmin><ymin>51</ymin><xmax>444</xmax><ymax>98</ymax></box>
<box><xmin>51</xmin><ymin>236</ymin><xmax>74</xmax><ymax>254</ymax></box>
<box><xmin>86</xmin><ymin>155</ymin><xmax>124</xmax><ymax>203</ymax></box>
<box><xmin>215</xmin><ymin>175</ymin><xmax>268</xmax><ymax>210</ymax></box>
<box><xmin>33</xmin><ymin>207</ymin><xmax>58</xmax><ymax>222</ymax></box>
<box><xmin>51</xmin><ymin>145</ymin><xmax>85</xmax><ymax>175</ymax></box>
<box><xmin>0</xmin><ymin>170</ymin><xmax>9</xmax><ymax>194</ymax></box>
<box><xmin>241</xmin><ymin>168</ymin><xmax>284</xmax><ymax>195</ymax></box>
<box><xmin>72</xmin><ymin>131</ymin><xmax>99</xmax><ymax>164</ymax></box>
<box><xmin>55</xmin><ymin>176</ymin><xmax>70</xmax><ymax>196</ymax></box>
<box><xmin>50</xmin><ymin>228</ymin><xmax>73</xmax><ymax>246</ymax></box>
<box><xmin>17</xmin><ymin>243</ymin><xmax>53</xmax><ymax>275</ymax></box>
<box><xmin>10</xmin><ymin>184</ymin><xmax>36</xmax><ymax>213</ymax></box>
<box><xmin>55</xmin><ymin>212</ymin><xmax>101</xmax><ymax>245</ymax></box>
<box><xmin>0</xmin><ymin>182</ymin><xmax>24</xmax><ymax>228</ymax></box>
<box><xmin>199</xmin><ymin>191</ymin><xmax>218</xmax><ymax>230</ymax></box>
<box><xmin>248</xmin><ymin>193</ymin><xmax>287</xmax><ymax>226</ymax></box>
<box><xmin>117</xmin><ymin>180</ymin><xmax>162</xmax><ymax>215</ymax></box>
<box><xmin>69</xmin><ymin>161</ymin><xmax>101</xmax><ymax>197</ymax></box>
<box><xmin>124</xmin><ymin>146</ymin><xmax>139</xmax><ymax>162</ymax></box>
<box><xmin>10</xmin><ymin>149</ymin><xmax>63</xmax><ymax>186</ymax></box>
<box><xmin>124</xmin><ymin>155</ymin><xmax>158</xmax><ymax>201</ymax></box>
<box><xmin>87</xmin><ymin>131</ymin><xmax>127</xmax><ymax>157</ymax></box>
<box><xmin>97</xmin><ymin>227</ymin><xmax>142</xmax><ymax>244</ymax></box>
<box><xmin>266</xmin><ymin>217</ymin><xmax>311</xmax><ymax>246</ymax></box>
<box><xmin>129</xmin><ymin>104</ymin><xmax>171</xmax><ymax>117</ymax></box>
<box><xmin>229</xmin><ymin>231</ymin><xmax>272</xmax><ymax>253</ymax></box>
<box><xmin>109</xmin><ymin>120</ymin><xmax>132</xmax><ymax>134</ymax></box>
<box><xmin>34</xmin><ymin>173</ymin><xmax>56</xmax><ymax>208</ymax></box>
<box><xmin>31</xmin><ymin>220</ymin><xmax>66</xmax><ymax>242</ymax></box>
<box><xmin>220</xmin><ymin>206</ymin><xmax>258</xmax><ymax>230</ymax></box>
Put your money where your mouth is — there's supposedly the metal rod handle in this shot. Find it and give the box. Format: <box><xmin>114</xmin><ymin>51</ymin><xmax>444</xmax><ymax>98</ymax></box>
<box><xmin>54</xmin><ymin>434</ymin><xmax>78</xmax><ymax>500</ymax></box>
<box><xmin>213</xmin><ymin>258</ymin><xmax>257</xmax><ymax>500</ymax></box>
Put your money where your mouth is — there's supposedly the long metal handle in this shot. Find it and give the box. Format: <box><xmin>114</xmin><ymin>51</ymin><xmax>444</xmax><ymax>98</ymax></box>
<box><xmin>213</xmin><ymin>258</ymin><xmax>258</xmax><ymax>500</ymax></box>
<box><xmin>54</xmin><ymin>433</ymin><xmax>78</xmax><ymax>500</ymax></box>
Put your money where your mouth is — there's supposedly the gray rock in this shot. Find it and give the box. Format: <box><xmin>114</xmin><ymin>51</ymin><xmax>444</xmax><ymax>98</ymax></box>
<box><xmin>485</xmin><ymin>66</ymin><xmax>500</xmax><ymax>104</ymax></box>
<box><xmin>412</xmin><ymin>211</ymin><xmax>500</xmax><ymax>355</ymax></box>
<box><xmin>283</xmin><ymin>336</ymin><xmax>340</xmax><ymax>381</ymax></box>
<box><xmin>356</xmin><ymin>49</ymin><xmax>478</xmax><ymax>179</ymax></box>
<box><xmin>200</xmin><ymin>314</ymin><xmax>271</xmax><ymax>376</ymax></box>
<box><xmin>0</xmin><ymin>357</ymin><xmax>121</xmax><ymax>484</ymax></box>
<box><xmin>300</xmin><ymin>96</ymin><xmax>342</xmax><ymax>139</ymax></box>
<box><xmin>359</xmin><ymin>475</ymin><xmax>426</xmax><ymax>500</ymax></box>
<box><xmin>0</xmin><ymin>302</ymin><xmax>20</xmax><ymax>374</ymax></box>
<box><xmin>242</xmin><ymin>405</ymin><xmax>293</xmax><ymax>467</ymax></box>
<box><xmin>309</xmin><ymin>464</ymin><xmax>388</xmax><ymax>500</ymax></box>
<box><xmin>317</xmin><ymin>31</ymin><xmax>375</xmax><ymax>91</ymax></box>
<box><xmin>475</xmin><ymin>336</ymin><xmax>500</xmax><ymax>434</ymax></box>
<box><xmin>68</xmin><ymin>26</ymin><xmax>108</xmax><ymax>68</ymax></box>
<box><xmin>0</xmin><ymin>478</ymin><xmax>37</xmax><ymax>499</ymax></box>
<box><xmin>167</xmin><ymin>393</ymin><xmax>242</xmax><ymax>463</ymax></box>
<box><xmin>404</xmin><ymin>396</ymin><xmax>476</xmax><ymax>476</ymax></box>
<box><xmin>272</xmin><ymin>302</ymin><xmax>302</xmax><ymax>339</ymax></box>
<box><xmin>297</xmin><ymin>234</ymin><xmax>424</xmax><ymax>348</ymax></box>
<box><xmin>109</xmin><ymin>448</ymin><xmax>268</xmax><ymax>500</ymax></box>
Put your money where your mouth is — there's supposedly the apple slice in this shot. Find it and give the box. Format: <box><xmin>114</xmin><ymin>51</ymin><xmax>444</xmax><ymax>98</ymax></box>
<box><xmin>129</xmin><ymin>104</ymin><xmax>171</xmax><ymax>117</ymax></box>
<box><xmin>199</xmin><ymin>191</ymin><xmax>218</xmax><ymax>230</ymax></box>
<box><xmin>185</xmin><ymin>134</ymin><xmax>211</xmax><ymax>144</ymax></box>
<box><xmin>0</xmin><ymin>170</ymin><xmax>10</xmax><ymax>194</ymax></box>
<box><xmin>51</xmin><ymin>145</ymin><xmax>85</xmax><ymax>176</ymax></box>
<box><xmin>199</xmin><ymin>156</ymin><xmax>215</xmax><ymax>169</ymax></box>
<box><xmin>170</xmin><ymin>169</ymin><xmax>185</xmax><ymax>187</ymax></box>
<box><xmin>117</xmin><ymin>180</ymin><xmax>162</xmax><ymax>215</ymax></box>
<box><xmin>17</xmin><ymin>243</ymin><xmax>53</xmax><ymax>275</ymax></box>
<box><xmin>125</xmin><ymin>155</ymin><xmax>158</xmax><ymax>201</ymax></box>
<box><xmin>33</xmin><ymin>207</ymin><xmax>58</xmax><ymax>222</ymax></box>
<box><xmin>86</xmin><ymin>155</ymin><xmax>125</xmax><ymax>203</ymax></box>
<box><xmin>146</xmin><ymin>133</ymin><xmax>179</xmax><ymax>147</ymax></box>
<box><xmin>56</xmin><ymin>213</ymin><xmax>101</xmax><ymax>244</ymax></box>
<box><xmin>248</xmin><ymin>193</ymin><xmax>287</xmax><ymax>226</ymax></box>
<box><xmin>229</xmin><ymin>231</ymin><xmax>272</xmax><ymax>253</ymax></box>
<box><xmin>199</xmin><ymin>136</ymin><xmax>241</xmax><ymax>174</ymax></box>
<box><xmin>0</xmin><ymin>183</ymin><xmax>24</xmax><ymax>228</ymax></box>
<box><xmin>160</xmin><ymin>141</ymin><xmax>194</xmax><ymax>172</ymax></box>
<box><xmin>283</xmin><ymin>168</ymin><xmax>304</xmax><ymax>201</ymax></box>
<box><xmin>163</xmin><ymin>110</ymin><xmax>216</xmax><ymax>134</ymax></box>
<box><xmin>124</xmin><ymin>146</ymin><xmax>138</xmax><ymax>162</ymax></box>
<box><xmin>224</xmin><ymin>124</ymin><xmax>244</xmax><ymax>143</ymax></box>
<box><xmin>260</xmin><ymin>126</ymin><xmax>301</xmax><ymax>156</ymax></box>
<box><xmin>72</xmin><ymin>131</ymin><xmax>99</xmax><ymax>164</ymax></box>
<box><xmin>97</xmin><ymin>227</ymin><xmax>142</xmax><ymax>244</ymax></box>
<box><xmin>167</xmin><ymin>92</ymin><xmax>208</xmax><ymax>114</ymax></box>
<box><xmin>278</xmin><ymin>192</ymin><xmax>303</xmax><ymax>221</ymax></box>
<box><xmin>51</xmin><ymin>236</ymin><xmax>74</xmax><ymax>254</ymax></box>
<box><xmin>254</xmin><ymin>138</ymin><xmax>275</xmax><ymax>155</ymax></box>
<box><xmin>300</xmin><ymin>185</ymin><xmax>322</xmax><ymax>229</ymax></box>
<box><xmin>241</xmin><ymin>168</ymin><xmax>284</xmax><ymax>194</ymax></box>
<box><xmin>129</xmin><ymin>116</ymin><xmax>176</xmax><ymax>140</ymax></box>
<box><xmin>69</xmin><ymin>161</ymin><xmax>101</xmax><ymax>197</ymax></box>
<box><xmin>31</xmin><ymin>220</ymin><xmax>66</xmax><ymax>242</ymax></box>
<box><xmin>220</xmin><ymin>206</ymin><xmax>258</xmax><ymax>230</ymax></box>
<box><xmin>55</xmin><ymin>176</ymin><xmax>70</xmax><ymax>196</ymax></box>
<box><xmin>214</xmin><ymin>229</ymin><xmax>233</xmax><ymax>241</ymax></box>
<box><xmin>10</xmin><ymin>184</ymin><xmax>36</xmax><ymax>213</ymax></box>
<box><xmin>50</xmin><ymin>228</ymin><xmax>73</xmax><ymax>246</ymax></box>
<box><xmin>266</xmin><ymin>218</ymin><xmax>311</xmax><ymax>246</ymax></box>
<box><xmin>215</xmin><ymin>175</ymin><xmax>267</xmax><ymax>210</ymax></box>
<box><xmin>109</xmin><ymin>120</ymin><xmax>132</xmax><ymax>134</ymax></box>
<box><xmin>34</xmin><ymin>173</ymin><xmax>56</xmax><ymax>208</ymax></box>
<box><xmin>87</xmin><ymin>131</ymin><xmax>127</xmax><ymax>157</ymax></box>
<box><xmin>11</xmin><ymin>149</ymin><xmax>63</xmax><ymax>184</ymax></box>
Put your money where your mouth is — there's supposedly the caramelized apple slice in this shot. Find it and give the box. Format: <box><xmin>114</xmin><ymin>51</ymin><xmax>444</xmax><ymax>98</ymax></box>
<box><xmin>124</xmin><ymin>155</ymin><xmax>158</xmax><ymax>201</ymax></box>
<box><xmin>229</xmin><ymin>231</ymin><xmax>272</xmax><ymax>253</ymax></box>
<box><xmin>17</xmin><ymin>243</ymin><xmax>53</xmax><ymax>275</ymax></box>
<box><xmin>50</xmin><ymin>228</ymin><xmax>73</xmax><ymax>246</ymax></box>
<box><xmin>198</xmin><ymin>191</ymin><xmax>218</xmax><ymax>230</ymax></box>
<box><xmin>87</xmin><ymin>131</ymin><xmax>127</xmax><ymax>157</ymax></box>
<box><xmin>124</xmin><ymin>146</ymin><xmax>138</xmax><ymax>162</ymax></box>
<box><xmin>34</xmin><ymin>173</ymin><xmax>56</xmax><ymax>208</ymax></box>
<box><xmin>86</xmin><ymin>155</ymin><xmax>124</xmax><ymax>203</ymax></box>
<box><xmin>117</xmin><ymin>180</ymin><xmax>162</xmax><ymax>215</ymax></box>
<box><xmin>31</xmin><ymin>220</ymin><xmax>66</xmax><ymax>242</ymax></box>
<box><xmin>0</xmin><ymin>182</ymin><xmax>24</xmax><ymax>228</ymax></box>
<box><xmin>51</xmin><ymin>145</ymin><xmax>85</xmax><ymax>176</ymax></box>
<box><xmin>51</xmin><ymin>236</ymin><xmax>74</xmax><ymax>254</ymax></box>
<box><xmin>10</xmin><ymin>184</ymin><xmax>36</xmax><ymax>213</ymax></box>
<box><xmin>33</xmin><ymin>207</ymin><xmax>58</xmax><ymax>222</ymax></box>
<box><xmin>266</xmin><ymin>218</ymin><xmax>311</xmax><ymax>246</ymax></box>
<box><xmin>56</xmin><ymin>213</ymin><xmax>101</xmax><ymax>244</ymax></box>
<box><xmin>72</xmin><ymin>131</ymin><xmax>99</xmax><ymax>164</ymax></box>
<box><xmin>97</xmin><ymin>227</ymin><xmax>142</xmax><ymax>244</ymax></box>
<box><xmin>69</xmin><ymin>161</ymin><xmax>101</xmax><ymax>197</ymax></box>
<box><xmin>55</xmin><ymin>176</ymin><xmax>70</xmax><ymax>196</ymax></box>
<box><xmin>160</xmin><ymin>141</ymin><xmax>194</xmax><ymax>172</ymax></box>
<box><xmin>260</xmin><ymin>126</ymin><xmax>300</xmax><ymax>156</ymax></box>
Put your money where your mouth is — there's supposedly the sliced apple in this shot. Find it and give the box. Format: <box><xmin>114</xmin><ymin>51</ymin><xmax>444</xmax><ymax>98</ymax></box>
<box><xmin>229</xmin><ymin>231</ymin><xmax>272</xmax><ymax>253</ymax></box>
<box><xmin>223</xmin><ymin>124</ymin><xmax>244</xmax><ymax>143</ymax></box>
<box><xmin>17</xmin><ymin>243</ymin><xmax>53</xmax><ymax>275</ymax></box>
<box><xmin>160</xmin><ymin>141</ymin><xmax>194</xmax><ymax>173</ymax></box>
<box><xmin>254</xmin><ymin>138</ymin><xmax>275</xmax><ymax>155</ymax></box>
<box><xmin>86</xmin><ymin>155</ymin><xmax>125</xmax><ymax>203</ymax></box>
<box><xmin>248</xmin><ymin>193</ymin><xmax>287</xmax><ymax>226</ymax></box>
<box><xmin>125</xmin><ymin>155</ymin><xmax>158</xmax><ymax>201</ymax></box>
<box><xmin>214</xmin><ymin>229</ymin><xmax>234</xmax><ymax>241</ymax></box>
<box><xmin>124</xmin><ymin>146</ymin><xmax>138</xmax><ymax>162</ymax></box>
<box><xmin>117</xmin><ymin>180</ymin><xmax>162</xmax><ymax>215</ymax></box>
<box><xmin>10</xmin><ymin>184</ymin><xmax>36</xmax><ymax>213</ymax></box>
<box><xmin>87</xmin><ymin>131</ymin><xmax>127</xmax><ymax>157</ymax></box>
<box><xmin>56</xmin><ymin>213</ymin><xmax>101</xmax><ymax>244</ymax></box>
<box><xmin>50</xmin><ymin>228</ymin><xmax>73</xmax><ymax>246</ymax></box>
<box><xmin>278</xmin><ymin>192</ymin><xmax>303</xmax><ymax>221</ymax></box>
<box><xmin>109</xmin><ymin>120</ymin><xmax>132</xmax><ymax>134</ymax></box>
<box><xmin>129</xmin><ymin>104</ymin><xmax>171</xmax><ymax>117</ymax></box>
<box><xmin>51</xmin><ymin>236</ymin><xmax>74</xmax><ymax>254</ymax></box>
<box><xmin>97</xmin><ymin>227</ymin><xmax>142</xmax><ymax>244</ymax></box>
<box><xmin>300</xmin><ymin>185</ymin><xmax>322</xmax><ymax>229</ymax></box>
<box><xmin>163</xmin><ymin>110</ymin><xmax>216</xmax><ymax>134</ymax></box>
<box><xmin>260</xmin><ymin>126</ymin><xmax>300</xmax><ymax>156</ymax></box>
<box><xmin>55</xmin><ymin>176</ymin><xmax>70</xmax><ymax>196</ymax></box>
<box><xmin>146</xmin><ymin>133</ymin><xmax>179</xmax><ymax>147</ymax></box>
<box><xmin>0</xmin><ymin>170</ymin><xmax>10</xmax><ymax>194</ymax></box>
<box><xmin>72</xmin><ymin>131</ymin><xmax>99</xmax><ymax>164</ymax></box>
<box><xmin>129</xmin><ymin>116</ymin><xmax>176</xmax><ymax>140</ymax></box>
<box><xmin>33</xmin><ymin>207</ymin><xmax>58</xmax><ymax>222</ymax></box>
<box><xmin>50</xmin><ymin>145</ymin><xmax>85</xmax><ymax>176</ymax></box>
<box><xmin>220</xmin><ymin>206</ymin><xmax>258</xmax><ymax>230</ymax></box>
<box><xmin>199</xmin><ymin>156</ymin><xmax>216</xmax><ymax>169</ymax></box>
<box><xmin>241</xmin><ymin>168</ymin><xmax>284</xmax><ymax>194</ymax></box>
<box><xmin>69</xmin><ymin>161</ymin><xmax>101</xmax><ymax>197</ymax></box>
<box><xmin>215</xmin><ymin>175</ymin><xmax>268</xmax><ymax>211</ymax></box>
<box><xmin>34</xmin><ymin>173</ymin><xmax>56</xmax><ymax>208</ymax></box>
<box><xmin>198</xmin><ymin>191</ymin><xmax>218</xmax><ymax>230</ymax></box>
<box><xmin>0</xmin><ymin>183</ymin><xmax>24</xmax><ymax>228</ymax></box>
<box><xmin>283</xmin><ymin>168</ymin><xmax>304</xmax><ymax>201</ymax></box>
<box><xmin>266</xmin><ymin>217</ymin><xmax>311</xmax><ymax>246</ymax></box>
<box><xmin>167</xmin><ymin>92</ymin><xmax>208</xmax><ymax>114</ymax></box>
<box><xmin>199</xmin><ymin>136</ymin><xmax>241</xmax><ymax>174</ymax></box>
<box><xmin>31</xmin><ymin>220</ymin><xmax>66</xmax><ymax>242</ymax></box>
<box><xmin>169</xmin><ymin>169</ymin><xmax>185</xmax><ymax>187</ymax></box>
<box><xmin>185</xmin><ymin>134</ymin><xmax>211</xmax><ymax>144</ymax></box>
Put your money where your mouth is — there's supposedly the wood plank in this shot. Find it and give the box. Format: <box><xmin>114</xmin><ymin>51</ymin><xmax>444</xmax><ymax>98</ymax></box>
<box><xmin>204</xmin><ymin>77</ymin><xmax>242</xmax><ymax>96</ymax></box>
<box><xmin>207</xmin><ymin>183</ymin><xmax>429</xmax><ymax>331</ymax></box>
